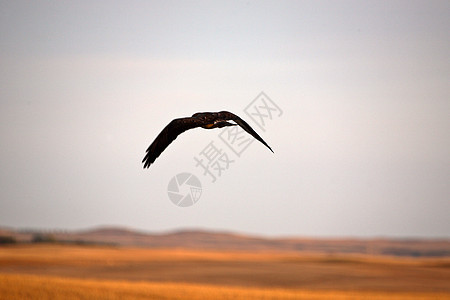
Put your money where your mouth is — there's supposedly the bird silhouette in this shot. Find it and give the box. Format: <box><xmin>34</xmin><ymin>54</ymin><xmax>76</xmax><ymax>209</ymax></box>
<box><xmin>142</xmin><ymin>111</ymin><xmax>273</xmax><ymax>168</ymax></box>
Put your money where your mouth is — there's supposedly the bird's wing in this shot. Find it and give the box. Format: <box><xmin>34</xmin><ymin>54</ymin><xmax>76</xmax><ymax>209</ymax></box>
<box><xmin>142</xmin><ymin>117</ymin><xmax>203</xmax><ymax>168</ymax></box>
<box><xmin>218</xmin><ymin>111</ymin><xmax>274</xmax><ymax>153</ymax></box>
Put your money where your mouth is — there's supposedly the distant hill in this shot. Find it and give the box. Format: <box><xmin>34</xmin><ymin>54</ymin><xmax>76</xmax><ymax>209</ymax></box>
<box><xmin>0</xmin><ymin>226</ymin><xmax>449</xmax><ymax>257</ymax></box>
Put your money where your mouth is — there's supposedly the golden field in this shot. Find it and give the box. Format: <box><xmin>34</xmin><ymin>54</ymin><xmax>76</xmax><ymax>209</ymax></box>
<box><xmin>0</xmin><ymin>245</ymin><xmax>449</xmax><ymax>299</ymax></box>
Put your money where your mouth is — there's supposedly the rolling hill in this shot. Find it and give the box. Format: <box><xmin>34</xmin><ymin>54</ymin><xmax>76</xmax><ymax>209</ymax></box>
<box><xmin>1</xmin><ymin>226</ymin><xmax>448</xmax><ymax>257</ymax></box>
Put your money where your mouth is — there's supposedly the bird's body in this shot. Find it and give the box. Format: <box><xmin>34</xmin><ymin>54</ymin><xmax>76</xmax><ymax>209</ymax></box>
<box><xmin>142</xmin><ymin>111</ymin><xmax>273</xmax><ymax>168</ymax></box>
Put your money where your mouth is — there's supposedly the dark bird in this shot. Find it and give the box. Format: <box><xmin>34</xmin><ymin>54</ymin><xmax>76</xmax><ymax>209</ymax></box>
<box><xmin>142</xmin><ymin>111</ymin><xmax>273</xmax><ymax>168</ymax></box>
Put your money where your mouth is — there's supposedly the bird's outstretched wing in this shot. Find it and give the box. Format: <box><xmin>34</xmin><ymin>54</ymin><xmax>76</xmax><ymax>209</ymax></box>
<box><xmin>142</xmin><ymin>117</ymin><xmax>203</xmax><ymax>168</ymax></box>
<box><xmin>218</xmin><ymin>111</ymin><xmax>274</xmax><ymax>153</ymax></box>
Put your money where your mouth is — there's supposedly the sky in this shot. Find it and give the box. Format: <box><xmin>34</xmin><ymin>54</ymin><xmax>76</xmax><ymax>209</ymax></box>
<box><xmin>0</xmin><ymin>0</ymin><xmax>449</xmax><ymax>238</ymax></box>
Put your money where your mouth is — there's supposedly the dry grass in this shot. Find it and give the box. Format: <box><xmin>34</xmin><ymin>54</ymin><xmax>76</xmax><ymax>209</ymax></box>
<box><xmin>0</xmin><ymin>245</ymin><xmax>449</xmax><ymax>299</ymax></box>
<box><xmin>1</xmin><ymin>274</ymin><xmax>448</xmax><ymax>300</ymax></box>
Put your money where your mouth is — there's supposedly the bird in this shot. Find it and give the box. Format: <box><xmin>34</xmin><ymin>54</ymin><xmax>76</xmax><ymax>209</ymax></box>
<box><xmin>142</xmin><ymin>111</ymin><xmax>273</xmax><ymax>168</ymax></box>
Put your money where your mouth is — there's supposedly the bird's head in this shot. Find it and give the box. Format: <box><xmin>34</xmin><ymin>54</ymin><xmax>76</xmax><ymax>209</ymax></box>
<box><xmin>191</xmin><ymin>112</ymin><xmax>210</xmax><ymax>118</ymax></box>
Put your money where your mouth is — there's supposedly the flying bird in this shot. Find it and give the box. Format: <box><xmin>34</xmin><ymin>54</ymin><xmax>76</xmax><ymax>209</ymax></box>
<box><xmin>142</xmin><ymin>111</ymin><xmax>273</xmax><ymax>168</ymax></box>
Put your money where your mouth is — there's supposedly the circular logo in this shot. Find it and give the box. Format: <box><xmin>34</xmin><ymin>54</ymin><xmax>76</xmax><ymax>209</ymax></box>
<box><xmin>167</xmin><ymin>173</ymin><xmax>202</xmax><ymax>207</ymax></box>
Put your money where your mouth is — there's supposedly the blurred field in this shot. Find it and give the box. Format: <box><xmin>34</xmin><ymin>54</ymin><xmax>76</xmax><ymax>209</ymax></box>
<box><xmin>0</xmin><ymin>245</ymin><xmax>449</xmax><ymax>299</ymax></box>
<box><xmin>1</xmin><ymin>274</ymin><xmax>448</xmax><ymax>300</ymax></box>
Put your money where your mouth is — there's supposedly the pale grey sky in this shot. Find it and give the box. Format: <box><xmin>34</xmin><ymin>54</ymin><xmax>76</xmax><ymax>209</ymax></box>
<box><xmin>0</xmin><ymin>1</ymin><xmax>449</xmax><ymax>237</ymax></box>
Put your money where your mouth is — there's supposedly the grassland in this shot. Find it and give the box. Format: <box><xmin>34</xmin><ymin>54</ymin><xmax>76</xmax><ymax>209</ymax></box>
<box><xmin>0</xmin><ymin>245</ymin><xmax>449</xmax><ymax>299</ymax></box>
